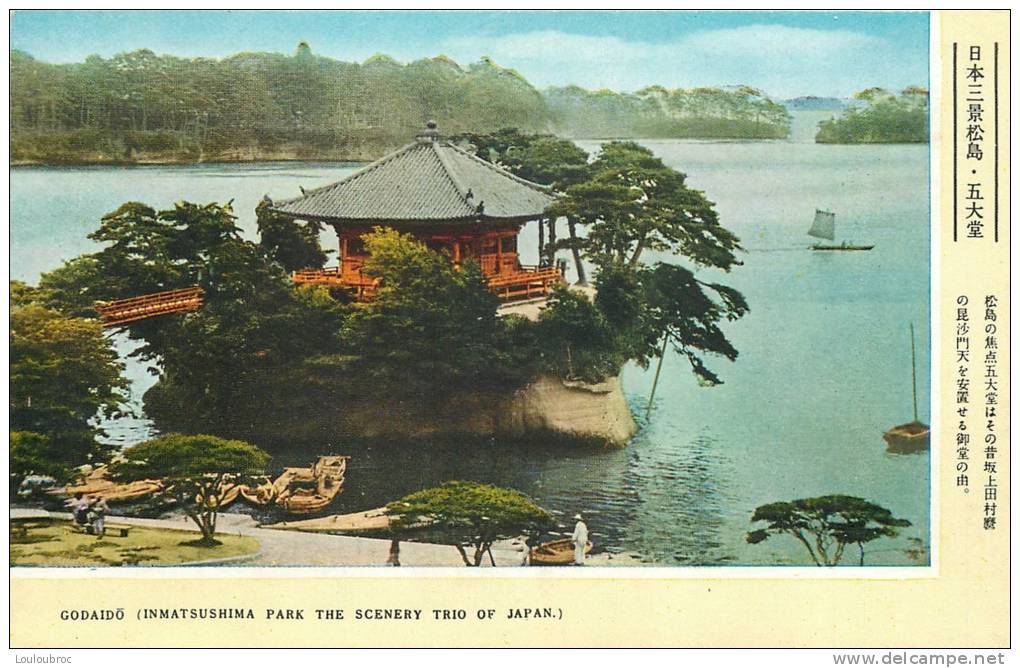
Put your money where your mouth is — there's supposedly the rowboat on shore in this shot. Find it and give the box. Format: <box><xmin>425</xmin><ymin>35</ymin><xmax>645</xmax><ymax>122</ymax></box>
<box><xmin>274</xmin><ymin>455</ymin><xmax>350</xmax><ymax>514</ymax></box>
<box><xmin>194</xmin><ymin>479</ymin><xmax>241</xmax><ymax>509</ymax></box>
<box><xmin>530</xmin><ymin>538</ymin><xmax>593</xmax><ymax>566</ymax></box>
<box><xmin>46</xmin><ymin>465</ymin><xmax>164</xmax><ymax>503</ymax></box>
<box><xmin>238</xmin><ymin>476</ymin><xmax>277</xmax><ymax>506</ymax></box>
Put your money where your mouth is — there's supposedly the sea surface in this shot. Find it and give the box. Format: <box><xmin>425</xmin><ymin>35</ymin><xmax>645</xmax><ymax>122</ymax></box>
<box><xmin>10</xmin><ymin>111</ymin><xmax>932</xmax><ymax>566</ymax></box>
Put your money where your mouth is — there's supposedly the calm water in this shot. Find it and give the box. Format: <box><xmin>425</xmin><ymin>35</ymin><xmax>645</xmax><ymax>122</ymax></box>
<box><xmin>10</xmin><ymin>112</ymin><xmax>931</xmax><ymax>565</ymax></box>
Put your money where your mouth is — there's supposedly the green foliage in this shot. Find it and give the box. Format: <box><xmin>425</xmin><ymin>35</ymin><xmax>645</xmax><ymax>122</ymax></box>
<box><xmin>256</xmin><ymin>197</ymin><xmax>329</xmax><ymax>272</ymax></box>
<box><xmin>544</xmin><ymin>84</ymin><xmax>791</xmax><ymax>139</ymax></box>
<box><xmin>10</xmin><ymin>46</ymin><xmax>796</xmax><ymax>164</ymax></box>
<box><xmin>747</xmin><ymin>495</ymin><xmax>912</xmax><ymax>566</ymax></box>
<box><xmin>387</xmin><ymin>481</ymin><xmax>552</xmax><ymax>566</ymax></box>
<box><xmin>455</xmin><ymin>129</ymin><xmax>590</xmax><ymax>189</ymax></box>
<box><xmin>113</xmin><ymin>433</ymin><xmax>270</xmax><ymax>542</ymax></box>
<box><xmin>642</xmin><ymin>263</ymin><xmax>749</xmax><ymax>385</ymax></box>
<box><xmin>10</xmin><ymin>299</ymin><xmax>128</xmax><ymax>482</ymax></box>
<box><xmin>10</xmin><ymin>47</ymin><xmax>550</xmax><ymax>163</ymax></box>
<box><xmin>36</xmin><ymin>200</ymin><xmax>347</xmax><ymax>436</ymax></box>
<box><xmin>553</xmin><ymin>141</ymin><xmax>743</xmax><ymax>271</ymax></box>
<box><xmin>10</xmin><ymin>431</ymin><xmax>71</xmax><ymax>493</ymax></box>
<box><xmin>342</xmin><ymin>228</ymin><xmax>525</xmax><ymax>398</ymax></box>
<box><xmin>536</xmin><ymin>287</ymin><xmax>620</xmax><ymax>383</ymax></box>
<box><xmin>816</xmin><ymin>87</ymin><xmax>929</xmax><ymax>144</ymax></box>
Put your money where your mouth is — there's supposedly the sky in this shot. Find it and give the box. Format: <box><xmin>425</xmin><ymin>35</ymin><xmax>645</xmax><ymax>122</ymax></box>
<box><xmin>9</xmin><ymin>10</ymin><xmax>930</xmax><ymax>98</ymax></box>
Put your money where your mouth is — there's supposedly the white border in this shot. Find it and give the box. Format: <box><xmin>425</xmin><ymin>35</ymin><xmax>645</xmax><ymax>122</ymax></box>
<box><xmin>7</xmin><ymin>8</ymin><xmax>942</xmax><ymax>584</ymax></box>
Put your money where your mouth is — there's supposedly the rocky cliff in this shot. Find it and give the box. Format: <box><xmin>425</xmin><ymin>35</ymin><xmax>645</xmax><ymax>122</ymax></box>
<box><xmin>339</xmin><ymin>373</ymin><xmax>637</xmax><ymax>447</ymax></box>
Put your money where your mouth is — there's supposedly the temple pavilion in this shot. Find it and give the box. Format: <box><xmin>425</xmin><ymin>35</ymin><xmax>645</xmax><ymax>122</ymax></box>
<box><xmin>271</xmin><ymin>121</ymin><xmax>563</xmax><ymax>302</ymax></box>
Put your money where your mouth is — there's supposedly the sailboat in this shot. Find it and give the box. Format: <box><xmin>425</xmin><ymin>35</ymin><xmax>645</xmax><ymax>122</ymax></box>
<box><xmin>808</xmin><ymin>209</ymin><xmax>874</xmax><ymax>251</ymax></box>
<box><xmin>883</xmin><ymin>323</ymin><xmax>930</xmax><ymax>453</ymax></box>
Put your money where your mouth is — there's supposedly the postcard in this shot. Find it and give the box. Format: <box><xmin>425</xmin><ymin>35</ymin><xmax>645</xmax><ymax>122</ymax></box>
<box><xmin>7</xmin><ymin>8</ymin><xmax>1010</xmax><ymax>649</ymax></box>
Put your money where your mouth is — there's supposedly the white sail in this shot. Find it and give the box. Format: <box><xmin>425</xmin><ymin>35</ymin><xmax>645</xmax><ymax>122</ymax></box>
<box><xmin>808</xmin><ymin>209</ymin><xmax>836</xmax><ymax>241</ymax></box>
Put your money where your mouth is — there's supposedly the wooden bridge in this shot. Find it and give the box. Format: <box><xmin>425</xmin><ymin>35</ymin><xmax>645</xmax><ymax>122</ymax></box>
<box><xmin>95</xmin><ymin>287</ymin><xmax>204</xmax><ymax>327</ymax></box>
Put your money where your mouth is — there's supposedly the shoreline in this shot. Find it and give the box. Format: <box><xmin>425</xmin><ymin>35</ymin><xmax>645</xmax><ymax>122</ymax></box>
<box><xmin>10</xmin><ymin>137</ymin><xmax>929</xmax><ymax>168</ymax></box>
<box><xmin>11</xmin><ymin>508</ymin><xmax>641</xmax><ymax>568</ymax></box>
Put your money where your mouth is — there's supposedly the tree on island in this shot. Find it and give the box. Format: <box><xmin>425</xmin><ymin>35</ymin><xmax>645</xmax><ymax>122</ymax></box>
<box><xmin>816</xmin><ymin>87</ymin><xmax>929</xmax><ymax>144</ymax></box>
<box><xmin>36</xmin><ymin>200</ymin><xmax>346</xmax><ymax>436</ymax></box>
<box><xmin>341</xmin><ymin>228</ymin><xmax>528</xmax><ymax>397</ymax></box>
<box><xmin>10</xmin><ymin>285</ymin><xmax>128</xmax><ymax>492</ymax></box>
<box><xmin>256</xmin><ymin>196</ymin><xmax>330</xmax><ymax>273</ymax></box>
<box><xmin>746</xmin><ymin>495</ymin><xmax>911</xmax><ymax>566</ymax></box>
<box><xmin>548</xmin><ymin>141</ymin><xmax>747</xmax><ymax>385</ymax></box>
<box><xmin>112</xmin><ymin>434</ymin><xmax>271</xmax><ymax>545</ymax></box>
<box><xmin>387</xmin><ymin>481</ymin><xmax>552</xmax><ymax>567</ymax></box>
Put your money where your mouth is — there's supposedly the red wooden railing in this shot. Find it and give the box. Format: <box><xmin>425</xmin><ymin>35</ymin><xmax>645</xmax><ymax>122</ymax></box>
<box><xmin>487</xmin><ymin>266</ymin><xmax>563</xmax><ymax>302</ymax></box>
<box><xmin>292</xmin><ymin>263</ymin><xmax>562</xmax><ymax>303</ymax></box>
<box><xmin>95</xmin><ymin>287</ymin><xmax>204</xmax><ymax>327</ymax></box>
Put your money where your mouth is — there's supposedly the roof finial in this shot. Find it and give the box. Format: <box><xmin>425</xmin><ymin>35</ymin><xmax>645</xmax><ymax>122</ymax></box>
<box><xmin>416</xmin><ymin>120</ymin><xmax>440</xmax><ymax>142</ymax></box>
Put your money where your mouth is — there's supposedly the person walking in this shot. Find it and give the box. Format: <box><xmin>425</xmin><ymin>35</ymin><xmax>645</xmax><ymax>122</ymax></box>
<box><xmin>571</xmin><ymin>514</ymin><xmax>589</xmax><ymax>566</ymax></box>
<box><xmin>386</xmin><ymin>539</ymin><xmax>401</xmax><ymax>567</ymax></box>
<box><xmin>519</xmin><ymin>538</ymin><xmax>532</xmax><ymax>567</ymax></box>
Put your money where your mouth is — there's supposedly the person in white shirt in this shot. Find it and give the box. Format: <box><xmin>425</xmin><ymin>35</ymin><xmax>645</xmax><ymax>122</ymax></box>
<box><xmin>571</xmin><ymin>514</ymin><xmax>589</xmax><ymax>566</ymax></box>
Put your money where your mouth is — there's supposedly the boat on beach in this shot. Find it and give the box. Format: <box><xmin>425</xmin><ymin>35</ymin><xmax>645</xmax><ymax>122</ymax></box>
<box><xmin>884</xmin><ymin>323</ymin><xmax>930</xmax><ymax>453</ymax></box>
<box><xmin>530</xmin><ymin>538</ymin><xmax>593</xmax><ymax>565</ymax></box>
<box><xmin>272</xmin><ymin>455</ymin><xmax>350</xmax><ymax>514</ymax></box>
<box><xmin>46</xmin><ymin>465</ymin><xmax>164</xmax><ymax>503</ymax></box>
<box><xmin>194</xmin><ymin>479</ymin><xmax>241</xmax><ymax>509</ymax></box>
<box><xmin>239</xmin><ymin>476</ymin><xmax>277</xmax><ymax>506</ymax></box>
<box><xmin>808</xmin><ymin>209</ymin><xmax>874</xmax><ymax>251</ymax></box>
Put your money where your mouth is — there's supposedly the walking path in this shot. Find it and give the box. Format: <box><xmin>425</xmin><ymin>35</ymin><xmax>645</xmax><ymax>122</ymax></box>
<box><xmin>11</xmin><ymin>509</ymin><xmax>526</xmax><ymax>567</ymax></box>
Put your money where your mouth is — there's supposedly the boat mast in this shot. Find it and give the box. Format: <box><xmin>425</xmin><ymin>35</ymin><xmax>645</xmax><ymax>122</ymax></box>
<box><xmin>910</xmin><ymin>322</ymin><xmax>919</xmax><ymax>423</ymax></box>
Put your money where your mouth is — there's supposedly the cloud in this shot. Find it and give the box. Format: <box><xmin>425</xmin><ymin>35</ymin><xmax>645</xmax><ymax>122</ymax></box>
<box><xmin>440</xmin><ymin>25</ymin><xmax>910</xmax><ymax>97</ymax></box>
<box><xmin>680</xmin><ymin>24</ymin><xmax>882</xmax><ymax>58</ymax></box>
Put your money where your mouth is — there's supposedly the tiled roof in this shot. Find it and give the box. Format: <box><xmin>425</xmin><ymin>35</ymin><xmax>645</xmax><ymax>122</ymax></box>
<box><xmin>272</xmin><ymin>128</ymin><xmax>557</xmax><ymax>225</ymax></box>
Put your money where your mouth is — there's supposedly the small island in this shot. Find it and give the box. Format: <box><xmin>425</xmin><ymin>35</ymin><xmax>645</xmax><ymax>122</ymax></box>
<box><xmin>815</xmin><ymin>87</ymin><xmax>929</xmax><ymax>144</ymax></box>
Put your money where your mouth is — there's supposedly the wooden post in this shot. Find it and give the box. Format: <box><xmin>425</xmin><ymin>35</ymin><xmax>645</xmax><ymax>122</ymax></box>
<box><xmin>453</xmin><ymin>241</ymin><xmax>461</xmax><ymax>265</ymax></box>
<box><xmin>538</xmin><ymin>217</ymin><xmax>546</xmax><ymax>263</ymax></box>
<box><xmin>547</xmin><ymin>218</ymin><xmax>557</xmax><ymax>266</ymax></box>
<box><xmin>646</xmin><ymin>334</ymin><xmax>670</xmax><ymax>419</ymax></box>
<box><xmin>496</xmin><ymin>235</ymin><xmax>504</xmax><ymax>274</ymax></box>
<box><xmin>910</xmin><ymin>322</ymin><xmax>919</xmax><ymax>423</ymax></box>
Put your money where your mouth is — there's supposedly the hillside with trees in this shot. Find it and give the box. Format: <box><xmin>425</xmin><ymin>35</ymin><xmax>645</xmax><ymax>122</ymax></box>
<box><xmin>544</xmin><ymin>84</ymin><xmax>790</xmax><ymax>139</ymax></box>
<box><xmin>815</xmin><ymin>87</ymin><xmax>929</xmax><ymax>143</ymax></box>
<box><xmin>11</xmin><ymin>44</ymin><xmax>791</xmax><ymax>164</ymax></box>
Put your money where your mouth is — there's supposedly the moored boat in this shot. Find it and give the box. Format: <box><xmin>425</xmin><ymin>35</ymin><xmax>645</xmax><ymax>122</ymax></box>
<box><xmin>194</xmin><ymin>479</ymin><xmax>241</xmax><ymax>509</ymax></box>
<box><xmin>46</xmin><ymin>465</ymin><xmax>164</xmax><ymax>503</ymax></box>
<box><xmin>883</xmin><ymin>420</ymin><xmax>930</xmax><ymax>453</ymax></box>
<box><xmin>883</xmin><ymin>323</ymin><xmax>930</xmax><ymax>453</ymax></box>
<box><xmin>530</xmin><ymin>538</ymin><xmax>592</xmax><ymax>566</ymax></box>
<box><xmin>273</xmin><ymin>455</ymin><xmax>350</xmax><ymax>514</ymax></box>
<box><xmin>239</xmin><ymin>476</ymin><xmax>277</xmax><ymax>506</ymax></box>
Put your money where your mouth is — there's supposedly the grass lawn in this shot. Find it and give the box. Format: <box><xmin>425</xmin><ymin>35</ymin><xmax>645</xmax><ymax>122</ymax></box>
<box><xmin>10</xmin><ymin>518</ymin><xmax>260</xmax><ymax>567</ymax></box>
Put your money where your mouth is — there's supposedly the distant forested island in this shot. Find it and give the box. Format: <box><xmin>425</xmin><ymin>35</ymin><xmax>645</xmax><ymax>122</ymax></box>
<box><xmin>815</xmin><ymin>87</ymin><xmax>929</xmax><ymax>144</ymax></box>
<box><xmin>782</xmin><ymin>96</ymin><xmax>848</xmax><ymax>111</ymax></box>
<box><xmin>10</xmin><ymin>43</ymin><xmax>791</xmax><ymax>164</ymax></box>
